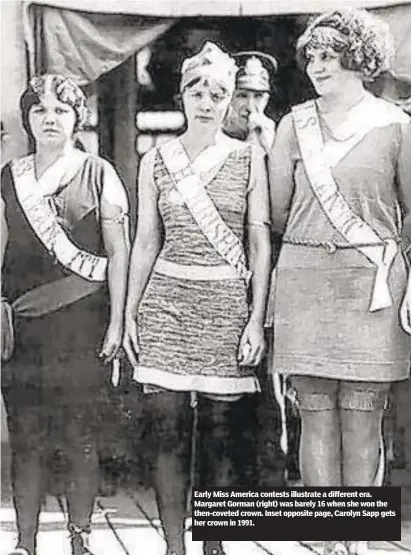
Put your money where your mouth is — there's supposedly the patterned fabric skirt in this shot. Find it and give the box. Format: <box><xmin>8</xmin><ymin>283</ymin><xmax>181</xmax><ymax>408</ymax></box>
<box><xmin>271</xmin><ymin>244</ymin><xmax>411</xmax><ymax>382</ymax></box>
<box><xmin>134</xmin><ymin>270</ymin><xmax>259</xmax><ymax>394</ymax></box>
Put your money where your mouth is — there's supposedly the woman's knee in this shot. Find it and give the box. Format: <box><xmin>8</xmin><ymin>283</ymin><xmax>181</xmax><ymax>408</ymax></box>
<box><xmin>339</xmin><ymin>381</ymin><xmax>389</xmax><ymax>440</ymax></box>
<box><xmin>290</xmin><ymin>375</ymin><xmax>338</xmax><ymax>412</ymax></box>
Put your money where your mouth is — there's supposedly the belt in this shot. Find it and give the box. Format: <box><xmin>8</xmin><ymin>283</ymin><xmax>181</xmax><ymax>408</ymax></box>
<box><xmin>283</xmin><ymin>237</ymin><xmax>400</xmax><ymax>254</ymax></box>
<box><xmin>154</xmin><ymin>258</ymin><xmax>240</xmax><ymax>281</ymax></box>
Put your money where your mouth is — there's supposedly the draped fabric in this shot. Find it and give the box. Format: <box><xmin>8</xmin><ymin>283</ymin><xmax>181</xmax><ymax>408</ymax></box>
<box><xmin>24</xmin><ymin>1</ymin><xmax>411</xmax><ymax>86</ymax></box>
<box><xmin>24</xmin><ymin>0</ymin><xmax>410</xmax><ymax>15</ymax></box>
<box><xmin>25</xmin><ymin>7</ymin><xmax>173</xmax><ymax>85</ymax></box>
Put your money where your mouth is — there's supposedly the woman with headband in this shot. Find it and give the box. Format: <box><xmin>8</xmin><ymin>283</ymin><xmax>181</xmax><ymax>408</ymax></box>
<box><xmin>124</xmin><ymin>41</ymin><xmax>271</xmax><ymax>555</ymax></box>
<box><xmin>1</xmin><ymin>74</ymin><xmax>130</xmax><ymax>555</ymax></box>
<box><xmin>269</xmin><ymin>9</ymin><xmax>411</xmax><ymax>555</ymax></box>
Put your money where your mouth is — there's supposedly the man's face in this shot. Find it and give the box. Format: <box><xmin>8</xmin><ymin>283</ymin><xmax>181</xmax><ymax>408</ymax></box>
<box><xmin>230</xmin><ymin>88</ymin><xmax>270</xmax><ymax>133</ymax></box>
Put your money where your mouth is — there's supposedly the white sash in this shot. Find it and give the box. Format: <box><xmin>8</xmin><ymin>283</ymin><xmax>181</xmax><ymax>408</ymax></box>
<box><xmin>159</xmin><ymin>138</ymin><xmax>252</xmax><ymax>284</ymax></box>
<box><xmin>12</xmin><ymin>154</ymin><xmax>107</xmax><ymax>282</ymax></box>
<box><xmin>292</xmin><ymin>100</ymin><xmax>401</xmax><ymax>312</ymax></box>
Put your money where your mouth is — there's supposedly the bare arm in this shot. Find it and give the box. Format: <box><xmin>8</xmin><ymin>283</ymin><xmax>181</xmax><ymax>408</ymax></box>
<box><xmin>125</xmin><ymin>150</ymin><xmax>162</xmax><ymax>317</ymax></box>
<box><xmin>99</xmin><ymin>161</ymin><xmax>130</xmax><ymax>362</ymax></box>
<box><xmin>123</xmin><ymin>149</ymin><xmax>163</xmax><ymax>366</ymax></box>
<box><xmin>247</xmin><ymin>148</ymin><xmax>271</xmax><ymax>325</ymax></box>
<box><xmin>267</xmin><ymin>112</ymin><xmax>296</xmax><ymax>239</ymax></box>
<box><xmin>239</xmin><ymin>147</ymin><xmax>271</xmax><ymax>367</ymax></box>
<box><xmin>263</xmin><ymin>114</ymin><xmax>296</xmax><ymax>328</ymax></box>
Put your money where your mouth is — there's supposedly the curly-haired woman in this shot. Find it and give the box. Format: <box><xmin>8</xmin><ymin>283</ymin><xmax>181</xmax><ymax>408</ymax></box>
<box><xmin>1</xmin><ymin>74</ymin><xmax>129</xmax><ymax>555</ymax></box>
<box><xmin>269</xmin><ymin>9</ymin><xmax>411</xmax><ymax>555</ymax></box>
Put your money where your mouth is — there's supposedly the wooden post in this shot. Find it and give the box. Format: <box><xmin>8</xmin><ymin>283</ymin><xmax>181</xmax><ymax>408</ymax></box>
<box><xmin>113</xmin><ymin>56</ymin><xmax>139</xmax><ymax>220</ymax></box>
<box><xmin>33</xmin><ymin>5</ymin><xmax>45</xmax><ymax>74</ymax></box>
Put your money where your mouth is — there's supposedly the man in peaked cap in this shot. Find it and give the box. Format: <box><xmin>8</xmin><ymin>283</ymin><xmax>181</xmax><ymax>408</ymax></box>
<box><xmin>224</xmin><ymin>51</ymin><xmax>277</xmax><ymax>155</ymax></box>
<box><xmin>224</xmin><ymin>51</ymin><xmax>290</xmax><ymax>488</ymax></box>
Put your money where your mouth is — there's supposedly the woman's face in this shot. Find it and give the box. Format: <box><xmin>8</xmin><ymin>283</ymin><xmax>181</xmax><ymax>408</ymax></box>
<box><xmin>28</xmin><ymin>90</ymin><xmax>76</xmax><ymax>148</ymax></box>
<box><xmin>183</xmin><ymin>78</ymin><xmax>231</xmax><ymax>132</ymax></box>
<box><xmin>306</xmin><ymin>46</ymin><xmax>358</xmax><ymax>97</ymax></box>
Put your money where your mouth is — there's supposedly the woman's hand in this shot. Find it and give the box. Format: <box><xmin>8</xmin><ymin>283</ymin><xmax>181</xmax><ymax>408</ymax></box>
<box><xmin>123</xmin><ymin>312</ymin><xmax>140</xmax><ymax>368</ymax></box>
<box><xmin>400</xmin><ymin>276</ymin><xmax>411</xmax><ymax>334</ymax></box>
<box><xmin>99</xmin><ymin>321</ymin><xmax>123</xmax><ymax>363</ymax></box>
<box><xmin>238</xmin><ymin>318</ymin><xmax>266</xmax><ymax>367</ymax></box>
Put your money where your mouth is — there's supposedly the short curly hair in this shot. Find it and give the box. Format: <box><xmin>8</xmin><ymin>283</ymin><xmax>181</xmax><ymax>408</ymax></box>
<box><xmin>296</xmin><ymin>9</ymin><xmax>395</xmax><ymax>80</ymax></box>
<box><xmin>20</xmin><ymin>74</ymin><xmax>88</xmax><ymax>138</ymax></box>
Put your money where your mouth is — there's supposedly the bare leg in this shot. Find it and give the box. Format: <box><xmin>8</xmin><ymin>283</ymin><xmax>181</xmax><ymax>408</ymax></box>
<box><xmin>340</xmin><ymin>386</ymin><xmax>387</xmax><ymax>555</ymax></box>
<box><xmin>299</xmin><ymin>409</ymin><xmax>342</xmax><ymax>486</ymax></box>
<box><xmin>340</xmin><ymin>408</ymin><xmax>384</xmax><ymax>486</ymax></box>
<box><xmin>298</xmin><ymin>409</ymin><xmax>347</xmax><ymax>555</ymax></box>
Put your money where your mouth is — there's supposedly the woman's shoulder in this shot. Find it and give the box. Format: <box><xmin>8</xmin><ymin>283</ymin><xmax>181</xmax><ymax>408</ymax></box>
<box><xmin>80</xmin><ymin>151</ymin><xmax>114</xmax><ymax>171</ymax></box>
<box><xmin>370</xmin><ymin>95</ymin><xmax>410</xmax><ymax>124</ymax></box>
<box><xmin>138</xmin><ymin>146</ymin><xmax>160</xmax><ymax>177</ymax></box>
<box><xmin>6</xmin><ymin>154</ymin><xmax>35</xmax><ymax>178</ymax></box>
<box><xmin>0</xmin><ymin>156</ymin><xmax>27</xmax><ymax>191</ymax></box>
<box><xmin>362</xmin><ymin>96</ymin><xmax>411</xmax><ymax>149</ymax></box>
<box><xmin>275</xmin><ymin>111</ymin><xmax>295</xmax><ymax>135</ymax></box>
<box><xmin>78</xmin><ymin>152</ymin><xmax>125</xmax><ymax>183</ymax></box>
<box><xmin>222</xmin><ymin>134</ymin><xmax>249</xmax><ymax>152</ymax></box>
<box><xmin>273</xmin><ymin>111</ymin><xmax>298</xmax><ymax>154</ymax></box>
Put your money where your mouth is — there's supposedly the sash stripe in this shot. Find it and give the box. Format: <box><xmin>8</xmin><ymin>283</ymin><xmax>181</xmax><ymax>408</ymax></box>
<box><xmin>159</xmin><ymin>140</ymin><xmax>252</xmax><ymax>285</ymax></box>
<box><xmin>12</xmin><ymin>156</ymin><xmax>107</xmax><ymax>282</ymax></box>
<box><xmin>292</xmin><ymin>101</ymin><xmax>398</xmax><ymax>313</ymax></box>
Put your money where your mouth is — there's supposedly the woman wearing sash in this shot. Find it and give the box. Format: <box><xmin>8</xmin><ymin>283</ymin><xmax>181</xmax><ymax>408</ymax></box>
<box><xmin>1</xmin><ymin>75</ymin><xmax>129</xmax><ymax>555</ymax></box>
<box><xmin>269</xmin><ymin>9</ymin><xmax>411</xmax><ymax>555</ymax></box>
<box><xmin>123</xmin><ymin>42</ymin><xmax>271</xmax><ymax>555</ymax></box>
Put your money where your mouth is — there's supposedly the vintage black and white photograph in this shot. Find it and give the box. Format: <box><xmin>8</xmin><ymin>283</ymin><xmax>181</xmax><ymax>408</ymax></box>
<box><xmin>1</xmin><ymin>0</ymin><xmax>411</xmax><ymax>554</ymax></box>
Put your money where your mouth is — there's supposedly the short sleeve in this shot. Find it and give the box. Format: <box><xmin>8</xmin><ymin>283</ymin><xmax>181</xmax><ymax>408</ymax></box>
<box><xmin>100</xmin><ymin>159</ymin><xmax>129</xmax><ymax>214</ymax></box>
